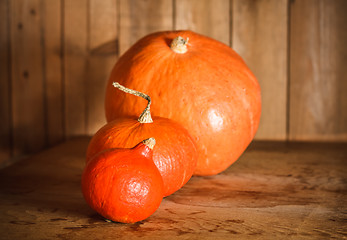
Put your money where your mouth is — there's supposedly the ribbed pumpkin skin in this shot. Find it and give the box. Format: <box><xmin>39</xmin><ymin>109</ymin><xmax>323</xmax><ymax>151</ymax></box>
<box><xmin>86</xmin><ymin>116</ymin><xmax>198</xmax><ymax>197</ymax></box>
<box><xmin>82</xmin><ymin>142</ymin><xmax>164</xmax><ymax>223</ymax></box>
<box><xmin>105</xmin><ymin>30</ymin><xmax>261</xmax><ymax>176</ymax></box>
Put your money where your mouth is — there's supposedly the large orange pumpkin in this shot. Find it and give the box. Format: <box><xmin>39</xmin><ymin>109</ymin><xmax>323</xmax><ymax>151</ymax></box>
<box><xmin>105</xmin><ymin>30</ymin><xmax>261</xmax><ymax>176</ymax></box>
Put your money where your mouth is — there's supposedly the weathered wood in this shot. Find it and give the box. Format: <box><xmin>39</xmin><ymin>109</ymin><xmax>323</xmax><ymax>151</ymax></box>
<box><xmin>232</xmin><ymin>0</ymin><xmax>289</xmax><ymax>140</ymax></box>
<box><xmin>42</xmin><ymin>0</ymin><xmax>64</xmax><ymax>145</ymax></box>
<box><xmin>10</xmin><ymin>0</ymin><xmax>46</xmax><ymax>155</ymax></box>
<box><xmin>2</xmin><ymin>0</ymin><xmax>347</xmax><ymax>172</ymax></box>
<box><xmin>289</xmin><ymin>0</ymin><xmax>347</xmax><ymax>141</ymax></box>
<box><xmin>119</xmin><ymin>0</ymin><xmax>173</xmax><ymax>55</ymax></box>
<box><xmin>0</xmin><ymin>138</ymin><xmax>345</xmax><ymax>239</ymax></box>
<box><xmin>86</xmin><ymin>0</ymin><xmax>118</xmax><ymax>135</ymax></box>
<box><xmin>0</xmin><ymin>0</ymin><xmax>12</xmax><ymax>167</ymax></box>
<box><xmin>63</xmin><ymin>0</ymin><xmax>88</xmax><ymax>137</ymax></box>
<box><xmin>175</xmin><ymin>0</ymin><xmax>230</xmax><ymax>45</ymax></box>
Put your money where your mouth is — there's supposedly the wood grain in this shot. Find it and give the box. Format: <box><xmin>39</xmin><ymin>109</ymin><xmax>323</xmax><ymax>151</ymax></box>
<box><xmin>0</xmin><ymin>138</ymin><xmax>345</xmax><ymax>239</ymax></box>
<box><xmin>175</xmin><ymin>0</ymin><xmax>230</xmax><ymax>45</ymax></box>
<box><xmin>42</xmin><ymin>0</ymin><xmax>64</xmax><ymax>145</ymax></box>
<box><xmin>63</xmin><ymin>0</ymin><xmax>88</xmax><ymax>137</ymax></box>
<box><xmin>10</xmin><ymin>0</ymin><xmax>46</xmax><ymax>155</ymax></box>
<box><xmin>86</xmin><ymin>0</ymin><xmax>118</xmax><ymax>135</ymax></box>
<box><xmin>119</xmin><ymin>0</ymin><xmax>173</xmax><ymax>55</ymax></box>
<box><xmin>0</xmin><ymin>0</ymin><xmax>12</xmax><ymax>166</ymax></box>
<box><xmin>1</xmin><ymin>0</ymin><xmax>347</xmax><ymax>167</ymax></box>
<box><xmin>232</xmin><ymin>0</ymin><xmax>289</xmax><ymax>140</ymax></box>
<box><xmin>289</xmin><ymin>0</ymin><xmax>347</xmax><ymax>141</ymax></box>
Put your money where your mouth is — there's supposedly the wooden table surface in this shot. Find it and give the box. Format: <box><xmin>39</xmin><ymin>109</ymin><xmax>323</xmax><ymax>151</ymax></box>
<box><xmin>0</xmin><ymin>137</ymin><xmax>346</xmax><ymax>239</ymax></box>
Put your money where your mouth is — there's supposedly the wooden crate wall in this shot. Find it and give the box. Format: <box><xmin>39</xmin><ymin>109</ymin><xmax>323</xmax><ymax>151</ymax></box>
<box><xmin>1</xmin><ymin>0</ymin><xmax>346</xmax><ymax>167</ymax></box>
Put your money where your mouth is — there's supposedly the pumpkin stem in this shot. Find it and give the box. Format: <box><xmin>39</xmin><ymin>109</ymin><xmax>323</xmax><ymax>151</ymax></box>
<box><xmin>170</xmin><ymin>36</ymin><xmax>189</xmax><ymax>54</ymax></box>
<box><xmin>142</xmin><ymin>137</ymin><xmax>156</xmax><ymax>150</ymax></box>
<box><xmin>112</xmin><ymin>82</ymin><xmax>153</xmax><ymax>123</ymax></box>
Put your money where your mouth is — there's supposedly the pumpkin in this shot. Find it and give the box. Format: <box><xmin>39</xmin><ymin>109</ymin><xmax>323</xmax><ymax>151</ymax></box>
<box><xmin>81</xmin><ymin>138</ymin><xmax>163</xmax><ymax>223</ymax></box>
<box><xmin>87</xmin><ymin>83</ymin><xmax>198</xmax><ymax>197</ymax></box>
<box><xmin>105</xmin><ymin>30</ymin><xmax>261</xmax><ymax>176</ymax></box>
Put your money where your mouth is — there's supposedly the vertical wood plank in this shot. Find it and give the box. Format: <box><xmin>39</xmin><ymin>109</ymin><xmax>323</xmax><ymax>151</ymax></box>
<box><xmin>0</xmin><ymin>0</ymin><xmax>12</xmax><ymax>166</ymax></box>
<box><xmin>64</xmin><ymin>0</ymin><xmax>88</xmax><ymax>137</ymax></box>
<box><xmin>11</xmin><ymin>0</ymin><xmax>46</xmax><ymax>155</ymax></box>
<box><xmin>290</xmin><ymin>0</ymin><xmax>347</xmax><ymax>141</ymax></box>
<box><xmin>232</xmin><ymin>0</ymin><xmax>289</xmax><ymax>140</ymax></box>
<box><xmin>42</xmin><ymin>0</ymin><xmax>64</xmax><ymax>145</ymax></box>
<box><xmin>86</xmin><ymin>0</ymin><xmax>118</xmax><ymax>135</ymax></box>
<box><xmin>175</xmin><ymin>0</ymin><xmax>230</xmax><ymax>46</ymax></box>
<box><xmin>119</xmin><ymin>0</ymin><xmax>173</xmax><ymax>55</ymax></box>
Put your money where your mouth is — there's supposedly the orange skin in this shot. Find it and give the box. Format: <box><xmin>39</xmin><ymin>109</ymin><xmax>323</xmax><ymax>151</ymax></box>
<box><xmin>81</xmin><ymin>141</ymin><xmax>164</xmax><ymax>223</ymax></box>
<box><xmin>86</xmin><ymin>116</ymin><xmax>198</xmax><ymax>197</ymax></box>
<box><xmin>105</xmin><ymin>30</ymin><xmax>261</xmax><ymax>176</ymax></box>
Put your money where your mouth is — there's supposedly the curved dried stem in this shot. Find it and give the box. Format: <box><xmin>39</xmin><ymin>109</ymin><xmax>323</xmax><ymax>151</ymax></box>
<box><xmin>112</xmin><ymin>82</ymin><xmax>153</xmax><ymax>123</ymax></box>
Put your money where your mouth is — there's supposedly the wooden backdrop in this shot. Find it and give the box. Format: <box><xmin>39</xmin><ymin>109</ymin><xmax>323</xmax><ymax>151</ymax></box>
<box><xmin>1</xmin><ymin>0</ymin><xmax>346</xmax><ymax>167</ymax></box>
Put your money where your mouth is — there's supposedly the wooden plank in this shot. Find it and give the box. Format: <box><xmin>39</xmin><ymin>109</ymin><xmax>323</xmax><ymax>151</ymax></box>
<box><xmin>289</xmin><ymin>0</ymin><xmax>347</xmax><ymax>141</ymax></box>
<box><xmin>10</xmin><ymin>0</ymin><xmax>46</xmax><ymax>155</ymax></box>
<box><xmin>0</xmin><ymin>137</ymin><xmax>346</xmax><ymax>239</ymax></box>
<box><xmin>86</xmin><ymin>0</ymin><xmax>118</xmax><ymax>135</ymax></box>
<box><xmin>232</xmin><ymin>0</ymin><xmax>289</xmax><ymax>141</ymax></box>
<box><xmin>174</xmin><ymin>0</ymin><xmax>230</xmax><ymax>45</ymax></box>
<box><xmin>0</xmin><ymin>0</ymin><xmax>12</xmax><ymax>166</ymax></box>
<box><xmin>42</xmin><ymin>0</ymin><xmax>64</xmax><ymax>145</ymax></box>
<box><xmin>119</xmin><ymin>0</ymin><xmax>173</xmax><ymax>55</ymax></box>
<box><xmin>63</xmin><ymin>0</ymin><xmax>88</xmax><ymax>137</ymax></box>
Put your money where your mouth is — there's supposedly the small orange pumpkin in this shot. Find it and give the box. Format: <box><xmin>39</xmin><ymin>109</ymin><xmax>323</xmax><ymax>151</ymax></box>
<box><xmin>82</xmin><ymin>138</ymin><xmax>163</xmax><ymax>223</ymax></box>
<box><xmin>105</xmin><ymin>30</ymin><xmax>261</xmax><ymax>176</ymax></box>
<box><xmin>88</xmin><ymin>83</ymin><xmax>198</xmax><ymax>197</ymax></box>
